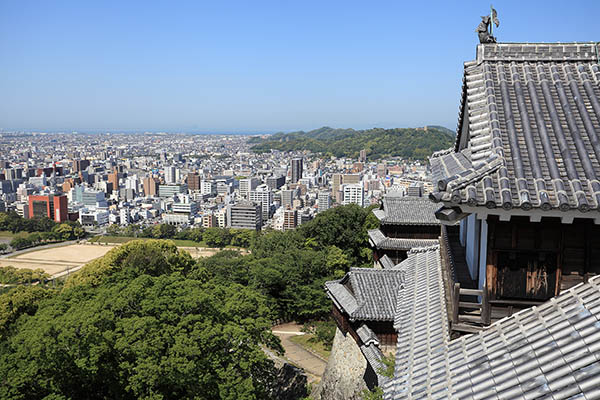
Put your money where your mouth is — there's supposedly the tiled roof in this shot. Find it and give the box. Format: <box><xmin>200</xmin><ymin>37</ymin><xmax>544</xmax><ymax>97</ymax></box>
<box><xmin>385</xmin><ymin>245</ymin><xmax>450</xmax><ymax>399</ymax></box>
<box><xmin>375</xmin><ymin>196</ymin><xmax>440</xmax><ymax>225</ymax></box>
<box><xmin>368</xmin><ymin>229</ymin><xmax>387</xmax><ymax>247</ymax></box>
<box><xmin>356</xmin><ymin>323</ymin><xmax>380</xmax><ymax>346</ymax></box>
<box><xmin>430</xmin><ymin>42</ymin><xmax>600</xmax><ymax>212</ymax></box>
<box><xmin>361</xmin><ymin>343</ymin><xmax>391</xmax><ymax>388</ymax></box>
<box><xmin>379</xmin><ymin>254</ymin><xmax>397</xmax><ymax>270</ymax></box>
<box><xmin>325</xmin><ymin>268</ymin><xmax>404</xmax><ymax>321</ymax></box>
<box><xmin>369</xmin><ymin>229</ymin><xmax>439</xmax><ymax>251</ymax></box>
<box><xmin>357</xmin><ymin>324</ymin><xmax>391</xmax><ymax>387</ymax></box>
<box><xmin>324</xmin><ymin>278</ymin><xmax>359</xmax><ymax>316</ymax></box>
<box><xmin>385</xmin><ymin>274</ymin><xmax>600</xmax><ymax>399</ymax></box>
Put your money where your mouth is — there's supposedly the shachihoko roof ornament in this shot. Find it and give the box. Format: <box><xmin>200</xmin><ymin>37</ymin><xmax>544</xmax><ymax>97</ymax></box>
<box><xmin>476</xmin><ymin>5</ymin><xmax>499</xmax><ymax>44</ymax></box>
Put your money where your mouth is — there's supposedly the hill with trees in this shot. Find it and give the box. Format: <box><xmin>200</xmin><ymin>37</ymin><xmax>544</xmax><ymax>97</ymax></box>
<box><xmin>0</xmin><ymin>204</ymin><xmax>378</xmax><ymax>400</ymax></box>
<box><xmin>248</xmin><ymin>126</ymin><xmax>455</xmax><ymax>160</ymax></box>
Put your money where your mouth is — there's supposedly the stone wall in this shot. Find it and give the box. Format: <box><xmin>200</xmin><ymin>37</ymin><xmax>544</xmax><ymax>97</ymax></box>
<box><xmin>312</xmin><ymin>327</ymin><xmax>368</xmax><ymax>400</ymax></box>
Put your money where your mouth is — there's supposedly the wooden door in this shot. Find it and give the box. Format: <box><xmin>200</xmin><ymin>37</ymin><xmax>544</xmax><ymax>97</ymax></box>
<box><xmin>496</xmin><ymin>251</ymin><xmax>557</xmax><ymax>300</ymax></box>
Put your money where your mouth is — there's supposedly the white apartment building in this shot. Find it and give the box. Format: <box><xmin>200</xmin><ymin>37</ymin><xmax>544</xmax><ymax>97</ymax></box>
<box><xmin>249</xmin><ymin>184</ymin><xmax>273</xmax><ymax>221</ymax></box>
<box><xmin>342</xmin><ymin>184</ymin><xmax>364</xmax><ymax>207</ymax></box>
<box><xmin>239</xmin><ymin>177</ymin><xmax>259</xmax><ymax>199</ymax></box>
<box><xmin>164</xmin><ymin>166</ymin><xmax>180</xmax><ymax>184</ymax></box>
<box><xmin>318</xmin><ymin>191</ymin><xmax>331</xmax><ymax>213</ymax></box>
<box><xmin>200</xmin><ymin>180</ymin><xmax>217</xmax><ymax>196</ymax></box>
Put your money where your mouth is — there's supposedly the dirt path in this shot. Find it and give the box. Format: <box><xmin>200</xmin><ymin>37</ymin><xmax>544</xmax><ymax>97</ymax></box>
<box><xmin>272</xmin><ymin>322</ymin><xmax>327</xmax><ymax>383</ymax></box>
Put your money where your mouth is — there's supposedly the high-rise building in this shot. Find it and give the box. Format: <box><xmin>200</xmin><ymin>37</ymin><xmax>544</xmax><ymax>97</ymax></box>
<box><xmin>342</xmin><ymin>184</ymin><xmax>364</xmax><ymax>207</ymax></box>
<box><xmin>158</xmin><ymin>184</ymin><xmax>187</xmax><ymax>198</ymax></box>
<box><xmin>332</xmin><ymin>173</ymin><xmax>360</xmax><ymax>194</ymax></box>
<box><xmin>228</xmin><ymin>202</ymin><xmax>262</xmax><ymax>231</ymax></box>
<box><xmin>281</xmin><ymin>189</ymin><xmax>296</xmax><ymax>208</ymax></box>
<box><xmin>81</xmin><ymin>190</ymin><xmax>106</xmax><ymax>207</ymax></box>
<box><xmin>164</xmin><ymin>166</ymin><xmax>179</xmax><ymax>184</ymax></box>
<box><xmin>119</xmin><ymin>208</ymin><xmax>131</xmax><ymax>225</ymax></box>
<box><xmin>28</xmin><ymin>194</ymin><xmax>68</xmax><ymax>222</ymax></box>
<box><xmin>72</xmin><ymin>159</ymin><xmax>90</xmax><ymax>173</ymax></box>
<box><xmin>200</xmin><ymin>180</ymin><xmax>217</xmax><ymax>196</ymax></box>
<box><xmin>143</xmin><ymin>177</ymin><xmax>158</xmax><ymax>196</ymax></box>
<box><xmin>332</xmin><ymin>174</ymin><xmax>343</xmax><ymax>194</ymax></box>
<box><xmin>215</xmin><ymin>208</ymin><xmax>227</xmax><ymax>228</ymax></box>
<box><xmin>125</xmin><ymin>176</ymin><xmax>139</xmax><ymax>193</ymax></box>
<box><xmin>187</xmin><ymin>173</ymin><xmax>201</xmax><ymax>191</ymax></box>
<box><xmin>283</xmin><ymin>209</ymin><xmax>297</xmax><ymax>231</ymax></box>
<box><xmin>202</xmin><ymin>214</ymin><xmax>217</xmax><ymax>228</ymax></box>
<box><xmin>377</xmin><ymin>163</ymin><xmax>387</xmax><ymax>178</ymax></box>
<box><xmin>239</xmin><ymin>177</ymin><xmax>259</xmax><ymax>199</ymax></box>
<box><xmin>108</xmin><ymin>170</ymin><xmax>119</xmax><ymax>193</ymax></box>
<box><xmin>298</xmin><ymin>212</ymin><xmax>313</xmax><ymax>225</ymax></box>
<box><xmin>266</xmin><ymin>175</ymin><xmax>285</xmax><ymax>190</ymax></box>
<box><xmin>249</xmin><ymin>184</ymin><xmax>273</xmax><ymax>221</ymax></box>
<box><xmin>318</xmin><ymin>191</ymin><xmax>331</xmax><ymax>213</ymax></box>
<box><xmin>352</xmin><ymin>162</ymin><xmax>364</xmax><ymax>173</ymax></box>
<box><xmin>291</xmin><ymin>158</ymin><xmax>303</xmax><ymax>183</ymax></box>
<box><xmin>359</xmin><ymin>149</ymin><xmax>367</xmax><ymax>162</ymax></box>
<box><xmin>342</xmin><ymin>174</ymin><xmax>361</xmax><ymax>185</ymax></box>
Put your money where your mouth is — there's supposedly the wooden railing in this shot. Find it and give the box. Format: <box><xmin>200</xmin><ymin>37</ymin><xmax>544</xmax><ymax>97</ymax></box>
<box><xmin>439</xmin><ymin>225</ymin><xmax>457</xmax><ymax>286</ymax></box>
<box><xmin>451</xmin><ymin>283</ymin><xmax>491</xmax><ymax>333</ymax></box>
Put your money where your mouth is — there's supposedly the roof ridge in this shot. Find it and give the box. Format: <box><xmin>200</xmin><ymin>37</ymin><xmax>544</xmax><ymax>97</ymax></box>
<box><xmin>406</xmin><ymin>244</ymin><xmax>440</xmax><ymax>254</ymax></box>
<box><xmin>348</xmin><ymin>267</ymin><xmax>402</xmax><ymax>274</ymax></box>
<box><xmin>477</xmin><ymin>42</ymin><xmax>600</xmax><ymax>63</ymax></box>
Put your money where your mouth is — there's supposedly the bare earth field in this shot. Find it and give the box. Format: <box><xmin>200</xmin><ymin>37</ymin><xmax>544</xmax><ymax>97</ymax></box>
<box><xmin>0</xmin><ymin>244</ymin><xmax>116</xmax><ymax>276</ymax></box>
<box><xmin>0</xmin><ymin>243</ymin><xmax>239</xmax><ymax>276</ymax></box>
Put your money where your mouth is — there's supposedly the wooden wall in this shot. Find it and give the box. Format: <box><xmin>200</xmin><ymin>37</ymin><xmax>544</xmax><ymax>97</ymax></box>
<box><xmin>331</xmin><ymin>305</ymin><xmax>397</xmax><ymax>347</ymax></box>
<box><xmin>381</xmin><ymin>224</ymin><xmax>440</xmax><ymax>239</ymax></box>
<box><xmin>486</xmin><ymin>216</ymin><xmax>600</xmax><ymax>300</ymax></box>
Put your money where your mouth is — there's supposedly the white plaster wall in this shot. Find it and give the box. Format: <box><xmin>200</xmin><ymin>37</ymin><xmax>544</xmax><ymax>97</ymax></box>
<box><xmin>478</xmin><ymin>219</ymin><xmax>488</xmax><ymax>290</ymax></box>
<box><xmin>459</xmin><ymin>218</ymin><xmax>467</xmax><ymax>247</ymax></box>
<box><xmin>465</xmin><ymin>214</ymin><xmax>480</xmax><ymax>281</ymax></box>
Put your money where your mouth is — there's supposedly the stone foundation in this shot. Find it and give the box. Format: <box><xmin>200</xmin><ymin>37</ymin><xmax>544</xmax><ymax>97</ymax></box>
<box><xmin>312</xmin><ymin>327</ymin><xmax>368</xmax><ymax>400</ymax></box>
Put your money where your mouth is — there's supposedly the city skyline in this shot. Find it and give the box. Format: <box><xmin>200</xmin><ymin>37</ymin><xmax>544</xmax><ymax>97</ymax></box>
<box><xmin>1</xmin><ymin>1</ymin><xmax>599</xmax><ymax>132</ymax></box>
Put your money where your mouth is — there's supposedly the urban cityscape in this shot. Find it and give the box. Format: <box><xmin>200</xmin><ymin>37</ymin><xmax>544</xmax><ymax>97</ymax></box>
<box><xmin>0</xmin><ymin>131</ymin><xmax>431</xmax><ymax>234</ymax></box>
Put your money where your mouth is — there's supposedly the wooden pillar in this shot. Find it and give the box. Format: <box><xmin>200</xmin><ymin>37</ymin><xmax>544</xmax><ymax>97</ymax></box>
<box><xmin>555</xmin><ymin>224</ymin><xmax>564</xmax><ymax>296</ymax></box>
<box><xmin>481</xmin><ymin>287</ymin><xmax>491</xmax><ymax>325</ymax></box>
<box><xmin>486</xmin><ymin>218</ymin><xmax>497</xmax><ymax>299</ymax></box>
<box><xmin>452</xmin><ymin>283</ymin><xmax>460</xmax><ymax>326</ymax></box>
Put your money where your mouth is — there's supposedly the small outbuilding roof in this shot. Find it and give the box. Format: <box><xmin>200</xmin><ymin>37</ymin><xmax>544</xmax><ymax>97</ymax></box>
<box><xmin>375</xmin><ymin>196</ymin><xmax>440</xmax><ymax>226</ymax></box>
<box><xmin>325</xmin><ymin>268</ymin><xmax>403</xmax><ymax>322</ymax></box>
<box><xmin>369</xmin><ymin>229</ymin><xmax>439</xmax><ymax>251</ymax></box>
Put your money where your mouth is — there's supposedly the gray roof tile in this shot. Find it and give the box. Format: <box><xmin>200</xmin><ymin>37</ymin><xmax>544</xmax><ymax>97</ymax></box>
<box><xmin>359</xmin><ymin>325</ymin><xmax>391</xmax><ymax>388</ymax></box>
<box><xmin>384</xmin><ymin>273</ymin><xmax>600</xmax><ymax>400</ymax></box>
<box><xmin>430</xmin><ymin>42</ymin><xmax>600</xmax><ymax>213</ymax></box>
<box><xmin>369</xmin><ymin>229</ymin><xmax>439</xmax><ymax>251</ymax></box>
<box><xmin>325</xmin><ymin>268</ymin><xmax>403</xmax><ymax>321</ymax></box>
<box><xmin>375</xmin><ymin>196</ymin><xmax>441</xmax><ymax>225</ymax></box>
<box><xmin>379</xmin><ymin>254</ymin><xmax>397</xmax><ymax>270</ymax></box>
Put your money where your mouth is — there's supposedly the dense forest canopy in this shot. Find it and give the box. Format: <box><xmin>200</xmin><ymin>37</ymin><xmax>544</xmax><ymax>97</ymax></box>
<box><xmin>248</xmin><ymin>126</ymin><xmax>455</xmax><ymax>160</ymax></box>
<box><xmin>0</xmin><ymin>204</ymin><xmax>378</xmax><ymax>400</ymax></box>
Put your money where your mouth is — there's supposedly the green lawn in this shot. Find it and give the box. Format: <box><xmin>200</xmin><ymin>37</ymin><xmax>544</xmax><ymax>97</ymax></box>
<box><xmin>290</xmin><ymin>334</ymin><xmax>331</xmax><ymax>360</ymax></box>
<box><xmin>0</xmin><ymin>231</ymin><xmax>16</xmax><ymax>238</ymax></box>
<box><xmin>88</xmin><ymin>236</ymin><xmax>134</xmax><ymax>244</ymax></box>
<box><xmin>88</xmin><ymin>236</ymin><xmax>211</xmax><ymax>248</ymax></box>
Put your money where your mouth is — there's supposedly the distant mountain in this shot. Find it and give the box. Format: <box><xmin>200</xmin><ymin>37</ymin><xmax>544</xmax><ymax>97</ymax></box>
<box><xmin>248</xmin><ymin>126</ymin><xmax>455</xmax><ymax>160</ymax></box>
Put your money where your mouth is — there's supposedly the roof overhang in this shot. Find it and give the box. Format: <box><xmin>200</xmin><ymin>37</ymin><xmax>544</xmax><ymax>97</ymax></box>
<box><xmin>434</xmin><ymin>206</ymin><xmax>468</xmax><ymax>224</ymax></box>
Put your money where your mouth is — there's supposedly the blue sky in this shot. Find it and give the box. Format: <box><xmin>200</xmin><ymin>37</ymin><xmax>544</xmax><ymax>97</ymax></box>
<box><xmin>0</xmin><ymin>1</ymin><xmax>598</xmax><ymax>133</ymax></box>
